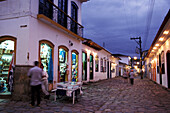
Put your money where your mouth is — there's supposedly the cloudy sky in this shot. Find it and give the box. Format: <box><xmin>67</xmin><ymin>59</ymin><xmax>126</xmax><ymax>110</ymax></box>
<box><xmin>82</xmin><ymin>0</ymin><xmax>170</xmax><ymax>57</ymax></box>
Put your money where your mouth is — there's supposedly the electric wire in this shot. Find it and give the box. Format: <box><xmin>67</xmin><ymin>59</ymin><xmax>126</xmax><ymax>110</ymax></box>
<box><xmin>143</xmin><ymin>0</ymin><xmax>155</xmax><ymax>50</ymax></box>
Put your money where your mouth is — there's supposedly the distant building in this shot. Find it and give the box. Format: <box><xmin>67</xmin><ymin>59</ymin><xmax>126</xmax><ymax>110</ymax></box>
<box><xmin>112</xmin><ymin>54</ymin><xmax>131</xmax><ymax>76</ymax></box>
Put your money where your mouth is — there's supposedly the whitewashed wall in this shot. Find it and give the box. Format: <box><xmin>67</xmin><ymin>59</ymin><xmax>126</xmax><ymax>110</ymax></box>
<box><xmin>0</xmin><ymin>0</ymin><xmax>85</xmax><ymax>85</ymax></box>
<box><xmin>146</xmin><ymin>38</ymin><xmax>170</xmax><ymax>88</ymax></box>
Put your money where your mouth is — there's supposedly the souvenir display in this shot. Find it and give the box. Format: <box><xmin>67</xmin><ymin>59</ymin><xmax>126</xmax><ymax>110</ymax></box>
<box><xmin>59</xmin><ymin>48</ymin><xmax>68</xmax><ymax>82</ymax></box>
<box><xmin>0</xmin><ymin>40</ymin><xmax>14</xmax><ymax>93</ymax></box>
<box><xmin>72</xmin><ymin>52</ymin><xmax>78</xmax><ymax>82</ymax></box>
<box><xmin>40</xmin><ymin>43</ymin><xmax>52</xmax><ymax>72</ymax></box>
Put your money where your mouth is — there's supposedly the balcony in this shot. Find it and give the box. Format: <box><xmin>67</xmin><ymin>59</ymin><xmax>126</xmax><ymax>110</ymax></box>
<box><xmin>38</xmin><ymin>0</ymin><xmax>83</xmax><ymax>37</ymax></box>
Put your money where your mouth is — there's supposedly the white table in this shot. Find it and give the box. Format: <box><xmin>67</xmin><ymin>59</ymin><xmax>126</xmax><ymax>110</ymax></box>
<box><xmin>52</xmin><ymin>82</ymin><xmax>83</xmax><ymax>104</ymax></box>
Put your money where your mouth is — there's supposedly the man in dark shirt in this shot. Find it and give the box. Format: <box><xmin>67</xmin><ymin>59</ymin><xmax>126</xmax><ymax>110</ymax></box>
<box><xmin>27</xmin><ymin>61</ymin><xmax>42</xmax><ymax>106</ymax></box>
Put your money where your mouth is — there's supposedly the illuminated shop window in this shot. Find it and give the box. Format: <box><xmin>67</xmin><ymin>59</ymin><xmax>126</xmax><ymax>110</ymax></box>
<box><xmin>59</xmin><ymin>48</ymin><xmax>68</xmax><ymax>82</ymax></box>
<box><xmin>0</xmin><ymin>40</ymin><xmax>15</xmax><ymax>94</ymax></box>
<box><xmin>72</xmin><ymin>51</ymin><xmax>78</xmax><ymax>82</ymax></box>
<box><xmin>101</xmin><ymin>58</ymin><xmax>103</xmax><ymax>72</ymax></box>
<box><xmin>40</xmin><ymin>42</ymin><xmax>53</xmax><ymax>83</ymax></box>
<box><xmin>95</xmin><ymin>56</ymin><xmax>99</xmax><ymax>72</ymax></box>
<box><xmin>40</xmin><ymin>43</ymin><xmax>52</xmax><ymax>72</ymax></box>
<box><xmin>104</xmin><ymin>60</ymin><xmax>106</xmax><ymax>72</ymax></box>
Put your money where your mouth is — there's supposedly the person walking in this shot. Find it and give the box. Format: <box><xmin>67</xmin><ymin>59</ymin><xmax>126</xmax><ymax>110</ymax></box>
<box><xmin>27</xmin><ymin>61</ymin><xmax>42</xmax><ymax>107</ymax></box>
<box><xmin>129</xmin><ymin>69</ymin><xmax>134</xmax><ymax>85</ymax></box>
<box><xmin>40</xmin><ymin>64</ymin><xmax>50</xmax><ymax>99</ymax></box>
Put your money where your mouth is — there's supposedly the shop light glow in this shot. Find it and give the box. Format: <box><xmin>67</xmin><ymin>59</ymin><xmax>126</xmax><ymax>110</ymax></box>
<box><xmin>128</xmin><ymin>56</ymin><xmax>131</xmax><ymax>60</ymax></box>
<box><xmin>134</xmin><ymin>56</ymin><xmax>137</xmax><ymax>60</ymax></box>
<box><xmin>86</xmin><ymin>49</ymin><xmax>91</xmax><ymax>55</ymax></box>
<box><xmin>93</xmin><ymin>52</ymin><xmax>97</xmax><ymax>57</ymax></box>
<box><xmin>163</xmin><ymin>30</ymin><xmax>169</xmax><ymax>35</ymax></box>
<box><xmin>153</xmin><ymin>47</ymin><xmax>157</xmax><ymax>49</ymax></box>
<box><xmin>155</xmin><ymin>44</ymin><xmax>159</xmax><ymax>46</ymax></box>
<box><xmin>159</xmin><ymin>37</ymin><xmax>164</xmax><ymax>41</ymax></box>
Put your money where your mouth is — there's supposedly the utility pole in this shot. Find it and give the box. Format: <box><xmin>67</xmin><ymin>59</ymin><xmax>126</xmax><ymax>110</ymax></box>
<box><xmin>130</xmin><ymin>37</ymin><xmax>143</xmax><ymax>78</ymax></box>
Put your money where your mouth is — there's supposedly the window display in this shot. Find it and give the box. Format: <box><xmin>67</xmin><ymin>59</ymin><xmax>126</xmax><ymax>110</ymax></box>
<box><xmin>59</xmin><ymin>48</ymin><xmax>68</xmax><ymax>82</ymax></box>
<box><xmin>0</xmin><ymin>40</ymin><xmax>14</xmax><ymax>94</ymax></box>
<box><xmin>72</xmin><ymin>52</ymin><xmax>78</xmax><ymax>82</ymax></box>
<box><xmin>40</xmin><ymin>43</ymin><xmax>52</xmax><ymax>72</ymax></box>
<box><xmin>95</xmin><ymin>56</ymin><xmax>99</xmax><ymax>72</ymax></box>
<box><xmin>101</xmin><ymin>58</ymin><xmax>103</xmax><ymax>72</ymax></box>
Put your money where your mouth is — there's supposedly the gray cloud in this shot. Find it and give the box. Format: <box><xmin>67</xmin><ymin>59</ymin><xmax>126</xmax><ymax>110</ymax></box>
<box><xmin>82</xmin><ymin>0</ymin><xmax>170</xmax><ymax>57</ymax></box>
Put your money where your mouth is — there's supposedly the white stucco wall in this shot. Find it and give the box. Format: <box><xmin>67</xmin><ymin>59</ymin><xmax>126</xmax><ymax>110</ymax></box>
<box><xmin>146</xmin><ymin>38</ymin><xmax>170</xmax><ymax>88</ymax></box>
<box><xmin>0</xmin><ymin>0</ymin><xmax>85</xmax><ymax>84</ymax></box>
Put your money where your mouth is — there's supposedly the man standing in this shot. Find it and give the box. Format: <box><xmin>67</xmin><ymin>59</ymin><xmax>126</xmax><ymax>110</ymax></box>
<box><xmin>27</xmin><ymin>61</ymin><xmax>42</xmax><ymax>106</ymax></box>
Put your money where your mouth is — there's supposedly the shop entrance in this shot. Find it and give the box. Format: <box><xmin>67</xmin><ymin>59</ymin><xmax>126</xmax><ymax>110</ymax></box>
<box><xmin>82</xmin><ymin>52</ymin><xmax>87</xmax><ymax>81</ymax></box>
<box><xmin>159</xmin><ymin>54</ymin><xmax>162</xmax><ymax>84</ymax></box>
<box><xmin>58</xmin><ymin>46</ymin><xmax>68</xmax><ymax>82</ymax></box>
<box><xmin>167</xmin><ymin>51</ymin><xmax>170</xmax><ymax>88</ymax></box>
<box><xmin>71</xmin><ymin>50</ymin><xmax>78</xmax><ymax>82</ymax></box>
<box><xmin>107</xmin><ymin>61</ymin><xmax>109</xmax><ymax>79</ymax></box>
<box><xmin>90</xmin><ymin>54</ymin><xmax>93</xmax><ymax>80</ymax></box>
<box><xmin>0</xmin><ymin>38</ymin><xmax>16</xmax><ymax>95</ymax></box>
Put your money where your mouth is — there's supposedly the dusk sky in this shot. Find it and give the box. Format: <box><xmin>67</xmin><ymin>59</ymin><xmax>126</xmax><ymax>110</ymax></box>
<box><xmin>82</xmin><ymin>0</ymin><xmax>170</xmax><ymax>57</ymax></box>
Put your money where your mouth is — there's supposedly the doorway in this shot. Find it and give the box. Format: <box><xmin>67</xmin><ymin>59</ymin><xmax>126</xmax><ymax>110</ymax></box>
<box><xmin>167</xmin><ymin>51</ymin><xmax>170</xmax><ymax>88</ymax></box>
<box><xmin>82</xmin><ymin>52</ymin><xmax>87</xmax><ymax>81</ymax></box>
<box><xmin>159</xmin><ymin>54</ymin><xmax>162</xmax><ymax>84</ymax></box>
<box><xmin>107</xmin><ymin>61</ymin><xmax>109</xmax><ymax>79</ymax></box>
<box><xmin>90</xmin><ymin>54</ymin><xmax>93</xmax><ymax>80</ymax></box>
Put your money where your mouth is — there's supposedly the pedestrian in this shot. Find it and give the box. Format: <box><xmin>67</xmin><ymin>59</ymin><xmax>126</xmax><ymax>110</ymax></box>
<box><xmin>27</xmin><ymin>61</ymin><xmax>42</xmax><ymax>107</ymax></box>
<box><xmin>40</xmin><ymin>64</ymin><xmax>50</xmax><ymax>99</ymax></box>
<box><xmin>129</xmin><ymin>69</ymin><xmax>134</xmax><ymax>85</ymax></box>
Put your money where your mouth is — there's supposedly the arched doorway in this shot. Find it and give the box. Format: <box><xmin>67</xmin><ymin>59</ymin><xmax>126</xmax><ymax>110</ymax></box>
<box><xmin>0</xmin><ymin>36</ymin><xmax>16</xmax><ymax>94</ymax></box>
<box><xmin>58</xmin><ymin>45</ymin><xmax>69</xmax><ymax>82</ymax></box>
<box><xmin>71</xmin><ymin>50</ymin><xmax>79</xmax><ymax>82</ymax></box>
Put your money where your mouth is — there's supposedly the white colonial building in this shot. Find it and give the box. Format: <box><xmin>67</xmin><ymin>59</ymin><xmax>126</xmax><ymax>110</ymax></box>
<box><xmin>144</xmin><ymin>10</ymin><xmax>170</xmax><ymax>88</ymax></box>
<box><xmin>0</xmin><ymin>0</ymin><xmax>120</xmax><ymax>99</ymax></box>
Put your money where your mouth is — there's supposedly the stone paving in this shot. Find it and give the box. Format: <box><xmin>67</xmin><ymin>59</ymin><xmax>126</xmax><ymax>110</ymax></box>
<box><xmin>0</xmin><ymin>77</ymin><xmax>170</xmax><ymax>113</ymax></box>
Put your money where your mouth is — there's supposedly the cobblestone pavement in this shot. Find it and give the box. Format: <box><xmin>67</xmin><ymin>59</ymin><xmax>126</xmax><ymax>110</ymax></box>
<box><xmin>0</xmin><ymin>77</ymin><xmax>170</xmax><ymax>113</ymax></box>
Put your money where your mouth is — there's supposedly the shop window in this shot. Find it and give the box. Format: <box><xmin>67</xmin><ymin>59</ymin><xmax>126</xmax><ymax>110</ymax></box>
<box><xmin>0</xmin><ymin>38</ymin><xmax>16</xmax><ymax>94</ymax></box>
<box><xmin>39</xmin><ymin>41</ymin><xmax>54</xmax><ymax>83</ymax></box>
<box><xmin>101</xmin><ymin>58</ymin><xmax>103</xmax><ymax>72</ymax></box>
<box><xmin>95</xmin><ymin>56</ymin><xmax>99</xmax><ymax>72</ymax></box>
<box><xmin>71</xmin><ymin>50</ymin><xmax>78</xmax><ymax>82</ymax></box>
<box><xmin>58</xmin><ymin>46</ymin><xmax>68</xmax><ymax>82</ymax></box>
<box><xmin>104</xmin><ymin>59</ymin><xmax>106</xmax><ymax>72</ymax></box>
<box><xmin>82</xmin><ymin>52</ymin><xmax>87</xmax><ymax>81</ymax></box>
<box><xmin>111</xmin><ymin>62</ymin><xmax>115</xmax><ymax>73</ymax></box>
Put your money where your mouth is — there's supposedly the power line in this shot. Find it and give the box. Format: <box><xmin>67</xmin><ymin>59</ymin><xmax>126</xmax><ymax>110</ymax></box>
<box><xmin>143</xmin><ymin>0</ymin><xmax>155</xmax><ymax>50</ymax></box>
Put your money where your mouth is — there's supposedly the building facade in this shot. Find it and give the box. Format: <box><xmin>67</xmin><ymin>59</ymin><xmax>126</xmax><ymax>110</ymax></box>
<box><xmin>0</xmin><ymin>0</ymin><xmax>119</xmax><ymax>99</ymax></box>
<box><xmin>144</xmin><ymin>10</ymin><xmax>170</xmax><ymax>88</ymax></box>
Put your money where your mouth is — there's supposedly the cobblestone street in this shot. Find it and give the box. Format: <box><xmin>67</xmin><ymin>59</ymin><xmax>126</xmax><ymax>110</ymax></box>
<box><xmin>0</xmin><ymin>77</ymin><xmax>170</xmax><ymax>113</ymax></box>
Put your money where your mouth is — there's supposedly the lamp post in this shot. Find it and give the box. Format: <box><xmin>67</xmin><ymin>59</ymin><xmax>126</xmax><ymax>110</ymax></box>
<box><xmin>130</xmin><ymin>37</ymin><xmax>143</xmax><ymax>79</ymax></box>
